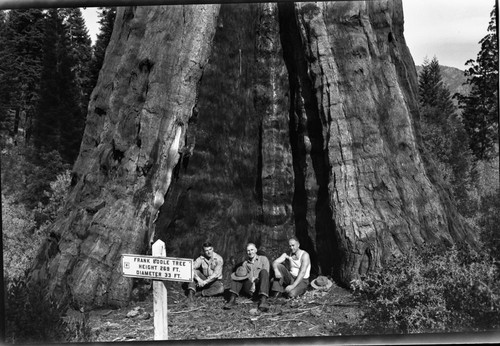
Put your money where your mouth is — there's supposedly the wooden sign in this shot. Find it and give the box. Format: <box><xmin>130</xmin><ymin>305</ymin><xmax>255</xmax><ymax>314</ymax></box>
<box><xmin>121</xmin><ymin>240</ymin><xmax>193</xmax><ymax>340</ymax></box>
<box><xmin>121</xmin><ymin>253</ymin><xmax>193</xmax><ymax>282</ymax></box>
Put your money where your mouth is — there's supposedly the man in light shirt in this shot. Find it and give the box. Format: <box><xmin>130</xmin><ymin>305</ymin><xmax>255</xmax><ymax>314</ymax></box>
<box><xmin>271</xmin><ymin>236</ymin><xmax>311</xmax><ymax>298</ymax></box>
<box><xmin>186</xmin><ymin>242</ymin><xmax>224</xmax><ymax>304</ymax></box>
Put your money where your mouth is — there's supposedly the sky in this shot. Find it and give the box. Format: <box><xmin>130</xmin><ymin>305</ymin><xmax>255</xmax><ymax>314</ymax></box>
<box><xmin>82</xmin><ymin>0</ymin><xmax>495</xmax><ymax>69</ymax></box>
<box><xmin>402</xmin><ymin>0</ymin><xmax>494</xmax><ymax>68</ymax></box>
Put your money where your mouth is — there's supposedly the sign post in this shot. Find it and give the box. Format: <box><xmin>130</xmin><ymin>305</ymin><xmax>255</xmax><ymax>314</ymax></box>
<box><xmin>152</xmin><ymin>240</ymin><xmax>168</xmax><ymax>340</ymax></box>
<box><xmin>121</xmin><ymin>240</ymin><xmax>193</xmax><ymax>340</ymax></box>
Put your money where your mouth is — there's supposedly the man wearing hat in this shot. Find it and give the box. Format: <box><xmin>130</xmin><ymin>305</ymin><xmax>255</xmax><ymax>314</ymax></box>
<box><xmin>223</xmin><ymin>243</ymin><xmax>270</xmax><ymax>312</ymax></box>
<box><xmin>186</xmin><ymin>242</ymin><xmax>224</xmax><ymax>304</ymax></box>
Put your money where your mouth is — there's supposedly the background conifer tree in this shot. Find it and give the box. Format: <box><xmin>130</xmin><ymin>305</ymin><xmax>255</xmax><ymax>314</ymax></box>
<box><xmin>456</xmin><ymin>4</ymin><xmax>498</xmax><ymax>161</ymax></box>
<box><xmin>33</xmin><ymin>8</ymin><xmax>83</xmax><ymax>164</ymax></box>
<box><xmin>0</xmin><ymin>9</ymin><xmax>45</xmax><ymax>142</ymax></box>
<box><xmin>60</xmin><ymin>8</ymin><xmax>93</xmax><ymax>115</ymax></box>
<box><xmin>418</xmin><ymin>57</ymin><xmax>476</xmax><ymax>216</ymax></box>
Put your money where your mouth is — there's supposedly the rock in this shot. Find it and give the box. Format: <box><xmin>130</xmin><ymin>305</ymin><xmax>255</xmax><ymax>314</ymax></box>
<box><xmin>126</xmin><ymin>307</ymin><xmax>142</xmax><ymax>318</ymax></box>
<box><xmin>249</xmin><ymin>308</ymin><xmax>260</xmax><ymax>316</ymax></box>
<box><xmin>138</xmin><ymin>312</ymin><xmax>151</xmax><ymax>320</ymax></box>
<box><xmin>125</xmin><ymin>311</ymin><xmax>138</xmax><ymax>318</ymax></box>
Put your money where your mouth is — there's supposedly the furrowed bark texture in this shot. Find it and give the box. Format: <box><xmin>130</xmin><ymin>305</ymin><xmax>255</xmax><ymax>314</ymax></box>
<box><xmin>153</xmin><ymin>4</ymin><xmax>264</xmax><ymax>273</ymax></box>
<box><xmin>254</xmin><ymin>3</ymin><xmax>295</xmax><ymax>257</ymax></box>
<box><xmin>277</xmin><ymin>1</ymin><xmax>474</xmax><ymax>282</ymax></box>
<box><xmin>30</xmin><ymin>5</ymin><xmax>220</xmax><ymax>307</ymax></box>
<box><xmin>154</xmin><ymin>3</ymin><xmax>295</xmax><ymax>274</ymax></box>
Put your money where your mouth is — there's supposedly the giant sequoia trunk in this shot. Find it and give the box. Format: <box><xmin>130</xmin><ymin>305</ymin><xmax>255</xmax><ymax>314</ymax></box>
<box><xmin>30</xmin><ymin>1</ymin><xmax>475</xmax><ymax>308</ymax></box>
<box><xmin>276</xmin><ymin>1</ymin><xmax>474</xmax><ymax>282</ymax></box>
<box><xmin>30</xmin><ymin>5</ymin><xmax>221</xmax><ymax>307</ymax></box>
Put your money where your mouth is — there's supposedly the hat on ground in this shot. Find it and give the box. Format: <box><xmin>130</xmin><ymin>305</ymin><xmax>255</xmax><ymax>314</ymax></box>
<box><xmin>231</xmin><ymin>266</ymin><xmax>250</xmax><ymax>281</ymax></box>
<box><xmin>311</xmin><ymin>276</ymin><xmax>333</xmax><ymax>290</ymax></box>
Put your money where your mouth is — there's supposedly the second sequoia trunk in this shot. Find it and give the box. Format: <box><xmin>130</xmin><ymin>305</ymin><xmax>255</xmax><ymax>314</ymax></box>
<box><xmin>277</xmin><ymin>1</ymin><xmax>474</xmax><ymax>281</ymax></box>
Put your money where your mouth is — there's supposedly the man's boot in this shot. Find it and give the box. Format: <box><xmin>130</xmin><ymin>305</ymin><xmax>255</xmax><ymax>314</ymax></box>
<box><xmin>258</xmin><ymin>295</ymin><xmax>270</xmax><ymax>312</ymax></box>
<box><xmin>223</xmin><ymin>293</ymin><xmax>237</xmax><ymax>310</ymax></box>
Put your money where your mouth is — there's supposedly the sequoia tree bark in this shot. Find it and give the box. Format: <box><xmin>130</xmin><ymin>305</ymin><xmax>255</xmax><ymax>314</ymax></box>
<box><xmin>30</xmin><ymin>1</ymin><xmax>475</xmax><ymax>308</ymax></box>
<box><xmin>277</xmin><ymin>1</ymin><xmax>475</xmax><ymax>282</ymax></box>
<box><xmin>30</xmin><ymin>5</ymin><xmax>220</xmax><ymax>308</ymax></box>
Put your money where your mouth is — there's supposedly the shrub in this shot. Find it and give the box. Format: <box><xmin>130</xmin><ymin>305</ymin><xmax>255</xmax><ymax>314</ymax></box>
<box><xmin>34</xmin><ymin>169</ymin><xmax>71</xmax><ymax>225</ymax></box>
<box><xmin>478</xmin><ymin>188</ymin><xmax>500</xmax><ymax>261</ymax></box>
<box><xmin>21</xmin><ymin>149</ymin><xmax>70</xmax><ymax>209</ymax></box>
<box><xmin>4</xmin><ymin>274</ymin><xmax>92</xmax><ymax>343</ymax></box>
<box><xmin>5</xmin><ymin>275</ymin><xmax>68</xmax><ymax>343</ymax></box>
<box><xmin>351</xmin><ymin>245</ymin><xmax>500</xmax><ymax>334</ymax></box>
<box><xmin>3</xmin><ymin>169</ymin><xmax>71</xmax><ymax>281</ymax></box>
<box><xmin>62</xmin><ymin>308</ymin><xmax>92</xmax><ymax>343</ymax></box>
<box><xmin>1</xmin><ymin>194</ymin><xmax>40</xmax><ymax>281</ymax></box>
<box><xmin>1</xmin><ymin>145</ymin><xmax>69</xmax><ymax>209</ymax></box>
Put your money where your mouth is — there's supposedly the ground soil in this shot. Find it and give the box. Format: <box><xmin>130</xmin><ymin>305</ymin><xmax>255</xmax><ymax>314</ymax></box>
<box><xmin>87</xmin><ymin>280</ymin><xmax>364</xmax><ymax>342</ymax></box>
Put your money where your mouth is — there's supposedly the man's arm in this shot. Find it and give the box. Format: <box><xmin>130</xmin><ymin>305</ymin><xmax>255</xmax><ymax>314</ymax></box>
<box><xmin>286</xmin><ymin>251</ymin><xmax>310</xmax><ymax>292</ymax></box>
<box><xmin>272</xmin><ymin>253</ymin><xmax>287</xmax><ymax>278</ymax></box>
<box><xmin>192</xmin><ymin>257</ymin><xmax>203</xmax><ymax>283</ymax></box>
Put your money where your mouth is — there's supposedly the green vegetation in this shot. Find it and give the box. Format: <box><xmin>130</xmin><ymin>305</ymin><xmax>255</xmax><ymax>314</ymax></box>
<box><xmin>456</xmin><ymin>4</ymin><xmax>498</xmax><ymax>161</ymax></box>
<box><xmin>351</xmin><ymin>245</ymin><xmax>500</xmax><ymax>334</ymax></box>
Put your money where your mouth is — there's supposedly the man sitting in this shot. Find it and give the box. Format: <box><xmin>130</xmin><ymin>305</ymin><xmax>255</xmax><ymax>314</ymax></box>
<box><xmin>186</xmin><ymin>242</ymin><xmax>224</xmax><ymax>304</ymax></box>
<box><xmin>223</xmin><ymin>243</ymin><xmax>270</xmax><ymax>312</ymax></box>
<box><xmin>271</xmin><ymin>236</ymin><xmax>311</xmax><ymax>298</ymax></box>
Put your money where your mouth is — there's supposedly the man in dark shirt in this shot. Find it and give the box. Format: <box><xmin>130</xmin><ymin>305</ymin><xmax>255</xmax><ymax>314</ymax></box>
<box><xmin>223</xmin><ymin>243</ymin><xmax>270</xmax><ymax>312</ymax></box>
